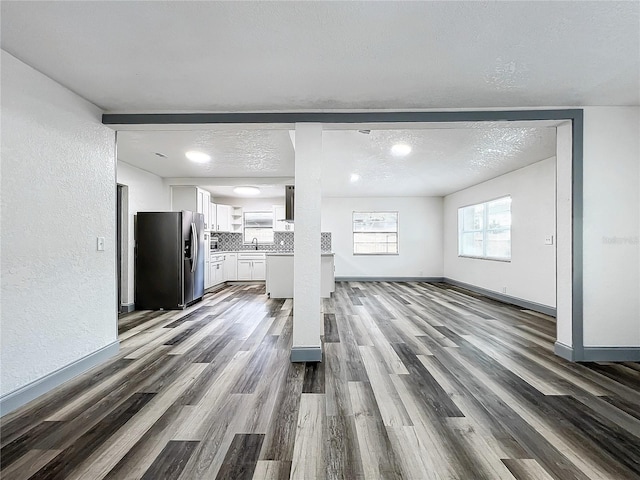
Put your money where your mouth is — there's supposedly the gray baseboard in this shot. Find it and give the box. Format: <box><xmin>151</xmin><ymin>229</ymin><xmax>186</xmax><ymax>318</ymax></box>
<box><xmin>290</xmin><ymin>346</ymin><xmax>323</xmax><ymax>363</ymax></box>
<box><xmin>554</xmin><ymin>342</ymin><xmax>640</xmax><ymax>362</ymax></box>
<box><xmin>120</xmin><ymin>303</ymin><xmax>135</xmax><ymax>313</ymax></box>
<box><xmin>554</xmin><ymin>342</ymin><xmax>575</xmax><ymax>361</ymax></box>
<box><xmin>0</xmin><ymin>341</ymin><xmax>120</xmax><ymax>417</ymax></box>
<box><xmin>334</xmin><ymin>276</ymin><xmax>556</xmax><ymax>317</ymax></box>
<box><xmin>582</xmin><ymin>347</ymin><xmax>640</xmax><ymax>362</ymax></box>
<box><xmin>443</xmin><ymin>278</ymin><xmax>557</xmax><ymax>317</ymax></box>
<box><xmin>336</xmin><ymin>277</ymin><xmax>445</xmax><ymax>283</ymax></box>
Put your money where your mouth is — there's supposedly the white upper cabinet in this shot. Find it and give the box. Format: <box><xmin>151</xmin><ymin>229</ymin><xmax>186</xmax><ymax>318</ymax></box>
<box><xmin>208</xmin><ymin>203</ymin><xmax>231</xmax><ymax>232</ymax></box>
<box><xmin>273</xmin><ymin>205</ymin><xmax>293</xmax><ymax>232</ymax></box>
<box><xmin>209</xmin><ymin>202</ymin><xmax>217</xmax><ymax>232</ymax></box>
<box><xmin>199</xmin><ymin>190</ymin><xmax>210</xmax><ymax>230</ymax></box>
<box><xmin>171</xmin><ymin>186</ymin><xmax>211</xmax><ymax>230</ymax></box>
<box><xmin>216</xmin><ymin>204</ymin><xmax>231</xmax><ymax>232</ymax></box>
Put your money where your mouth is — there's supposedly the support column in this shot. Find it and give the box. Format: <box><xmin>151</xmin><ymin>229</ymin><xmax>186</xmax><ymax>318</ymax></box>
<box><xmin>555</xmin><ymin>121</ymin><xmax>575</xmax><ymax>359</ymax></box>
<box><xmin>291</xmin><ymin>123</ymin><xmax>323</xmax><ymax>362</ymax></box>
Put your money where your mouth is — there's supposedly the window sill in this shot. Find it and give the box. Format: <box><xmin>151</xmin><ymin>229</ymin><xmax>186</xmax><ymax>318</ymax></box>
<box><xmin>458</xmin><ymin>255</ymin><xmax>511</xmax><ymax>263</ymax></box>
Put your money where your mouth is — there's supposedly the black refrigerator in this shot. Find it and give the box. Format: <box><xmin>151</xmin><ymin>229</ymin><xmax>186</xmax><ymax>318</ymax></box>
<box><xmin>135</xmin><ymin>211</ymin><xmax>205</xmax><ymax>310</ymax></box>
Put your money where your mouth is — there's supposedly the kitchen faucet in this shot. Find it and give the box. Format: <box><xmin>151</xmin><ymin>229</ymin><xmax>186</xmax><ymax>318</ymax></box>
<box><xmin>252</xmin><ymin>237</ymin><xmax>258</xmax><ymax>250</ymax></box>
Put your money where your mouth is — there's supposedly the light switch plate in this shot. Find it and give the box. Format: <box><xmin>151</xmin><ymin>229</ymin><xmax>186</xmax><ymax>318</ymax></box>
<box><xmin>97</xmin><ymin>237</ymin><xmax>105</xmax><ymax>251</ymax></box>
<box><xmin>544</xmin><ymin>235</ymin><xmax>554</xmax><ymax>245</ymax></box>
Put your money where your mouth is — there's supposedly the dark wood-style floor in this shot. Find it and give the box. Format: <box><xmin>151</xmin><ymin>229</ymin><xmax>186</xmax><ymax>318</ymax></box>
<box><xmin>1</xmin><ymin>282</ymin><xmax>640</xmax><ymax>480</ymax></box>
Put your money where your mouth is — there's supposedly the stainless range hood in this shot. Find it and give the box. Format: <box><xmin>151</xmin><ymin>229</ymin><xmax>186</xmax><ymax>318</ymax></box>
<box><xmin>285</xmin><ymin>185</ymin><xmax>294</xmax><ymax>222</ymax></box>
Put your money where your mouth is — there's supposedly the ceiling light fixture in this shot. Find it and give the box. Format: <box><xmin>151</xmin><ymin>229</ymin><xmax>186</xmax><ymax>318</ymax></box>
<box><xmin>391</xmin><ymin>143</ymin><xmax>412</xmax><ymax>156</ymax></box>
<box><xmin>185</xmin><ymin>150</ymin><xmax>211</xmax><ymax>163</ymax></box>
<box><xmin>350</xmin><ymin>173</ymin><xmax>360</xmax><ymax>182</ymax></box>
<box><xmin>233</xmin><ymin>186</ymin><xmax>260</xmax><ymax>196</ymax></box>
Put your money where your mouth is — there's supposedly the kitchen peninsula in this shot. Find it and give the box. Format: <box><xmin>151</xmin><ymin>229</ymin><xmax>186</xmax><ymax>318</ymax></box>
<box><xmin>265</xmin><ymin>252</ymin><xmax>335</xmax><ymax>298</ymax></box>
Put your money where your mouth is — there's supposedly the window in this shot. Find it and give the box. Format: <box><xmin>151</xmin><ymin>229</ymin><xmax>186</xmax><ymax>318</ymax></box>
<box><xmin>244</xmin><ymin>211</ymin><xmax>274</xmax><ymax>244</ymax></box>
<box><xmin>458</xmin><ymin>196</ymin><xmax>511</xmax><ymax>260</ymax></box>
<box><xmin>353</xmin><ymin>211</ymin><xmax>398</xmax><ymax>255</ymax></box>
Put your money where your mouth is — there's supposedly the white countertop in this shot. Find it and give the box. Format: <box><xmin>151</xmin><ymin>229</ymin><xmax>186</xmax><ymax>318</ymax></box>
<box><xmin>266</xmin><ymin>252</ymin><xmax>334</xmax><ymax>256</ymax></box>
<box><xmin>211</xmin><ymin>250</ymin><xmax>334</xmax><ymax>256</ymax></box>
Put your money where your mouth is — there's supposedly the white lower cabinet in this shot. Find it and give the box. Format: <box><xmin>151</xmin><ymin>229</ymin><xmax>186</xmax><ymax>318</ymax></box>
<box><xmin>252</xmin><ymin>260</ymin><xmax>266</xmax><ymax>280</ymax></box>
<box><xmin>204</xmin><ymin>256</ymin><xmax>211</xmax><ymax>288</ymax></box>
<box><xmin>237</xmin><ymin>252</ymin><xmax>266</xmax><ymax>280</ymax></box>
<box><xmin>225</xmin><ymin>253</ymin><xmax>237</xmax><ymax>281</ymax></box>
<box><xmin>237</xmin><ymin>260</ymin><xmax>252</xmax><ymax>280</ymax></box>
<box><xmin>207</xmin><ymin>252</ymin><xmax>264</xmax><ymax>284</ymax></box>
<box><xmin>209</xmin><ymin>254</ymin><xmax>225</xmax><ymax>287</ymax></box>
<box><xmin>211</xmin><ymin>261</ymin><xmax>224</xmax><ymax>286</ymax></box>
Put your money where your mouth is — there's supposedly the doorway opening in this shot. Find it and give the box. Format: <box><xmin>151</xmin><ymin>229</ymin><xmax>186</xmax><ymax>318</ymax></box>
<box><xmin>107</xmin><ymin>109</ymin><xmax>582</xmax><ymax>361</ymax></box>
<box><xmin>116</xmin><ymin>183</ymin><xmax>129</xmax><ymax>315</ymax></box>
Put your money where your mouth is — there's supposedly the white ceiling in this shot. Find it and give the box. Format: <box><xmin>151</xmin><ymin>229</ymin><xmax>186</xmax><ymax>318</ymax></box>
<box><xmin>117</xmin><ymin>129</ymin><xmax>295</xmax><ymax>178</ymax></box>
<box><xmin>116</xmin><ymin>124</ymin><xmax>556</xmax><ymax>197</ymax></box>
<box><xmin>1</xmin><ymin>1</ymin><xmax>638</xmax><ymax>112</ymax></box>
<box><xmin>1</xmin><ymin>1</ymin><xmax>628</xmax><ymax>197</ymax></box>
<box><xmin>321</xmin><ymin>126</ymin><xmax>556</xmax><ymax>197</ymax></box>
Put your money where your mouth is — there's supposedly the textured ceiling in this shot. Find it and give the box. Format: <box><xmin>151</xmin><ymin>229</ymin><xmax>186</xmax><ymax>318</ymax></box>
<box><xmin>323</xmin><ymin>127</ymin><xmax>557</xmax><ymax>196</ymax></box>
<box><xmin>117</xmin><ymin>129</ymin><xmax>295</xmax><ymax>178</ymax></box>
<box><xmin>116</xmin><ymin>125</ymin><xmax>556</xmax><ymax>197</ymax></box>
<box><xmin>2</xmin><ymin>1</ymin><xmax>638</xmax><ymax>112</ymax></box>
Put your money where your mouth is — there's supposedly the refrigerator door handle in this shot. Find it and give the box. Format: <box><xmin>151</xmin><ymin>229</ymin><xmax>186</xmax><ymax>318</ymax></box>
<box><xmin>190</xmin><ymin>222</ymin><xmax>197</xmax><ymax>273</ymax></box>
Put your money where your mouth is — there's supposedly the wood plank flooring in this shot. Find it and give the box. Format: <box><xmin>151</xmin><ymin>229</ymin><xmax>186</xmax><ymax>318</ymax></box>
<box><xmin>2</xmin><ymin>282</ymin><xmax>640</xmax><ymax>479</ymax></box>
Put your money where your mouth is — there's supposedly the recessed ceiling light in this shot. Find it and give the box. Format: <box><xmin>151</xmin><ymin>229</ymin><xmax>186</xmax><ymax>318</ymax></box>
<box><xmin>391</xmin><ymin>143</ymin><xmax>411</xmax><ymax>156</ymax></box>
<box><xmin>185</xmin><ymin>150</ymin><xmax>211</xmax><ymax>163</ymax></box>
<box><xmin>233</xmin><ymin>186</ymin><xmax>260</xmax><ymax>196</ymax></box>
<box><xmin>350</xmin><ymin>173</ymin><xmax>360</xmax><ymax>182</ymax></box>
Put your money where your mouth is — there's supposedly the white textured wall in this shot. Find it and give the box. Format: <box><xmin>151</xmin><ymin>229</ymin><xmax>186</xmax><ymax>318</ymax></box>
<box><xmin>1</xmin><ymin>51</ymin><xmax>117</xmax><ymax>396</ymax></box>
<box><xmin>116</xmin><ymin>161</ymin><xmax>170</xmax><ymax>305</ymax></box>
<box><xmin>582</xmin><ymin>107</ymin><xmax>640</xmax><ymax>347</ymax></box>
<box><xmin>321</xmin><ymin>197</ymin><xmax>443</xmax><ymax>278</ymax></box>
<box><xmin>443</xmin><ymin>157</ymin><xmax>557</xmax><ymax>308</ymax></box>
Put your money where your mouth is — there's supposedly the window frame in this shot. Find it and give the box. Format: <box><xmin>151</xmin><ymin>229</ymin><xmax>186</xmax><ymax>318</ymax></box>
<box><xmin>243</xmin><ymin>211</ymin><xmax>274</xmax><ymax>245</ymax></box>
<box><xmin>352</xmin><ymin>211</ymin><xmax>399</xmax><ymax>256</ymax></box>
<box><xmin>458</xmin><ymin>195</ymin><xmax>511</xmax><ymax>262</ymax></box>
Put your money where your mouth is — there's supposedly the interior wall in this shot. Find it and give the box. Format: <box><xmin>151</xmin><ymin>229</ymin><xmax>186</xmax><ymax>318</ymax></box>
<box><xmin>212</xmin><ymin>196</ymin><xmax>284</xmax><ymax>212</ymax></box>
<box><xmin>321</xmin><ymin>196</ymin><xmax>444</xmax><ymax>278</ymax></box>
<box><xmin>582</xmin><ymin>106</ymin><xmax>640</xmax><ymax>348</ymax></box>
<box><xmin>116</xmin><ymin>160</ymin><xmax>170</xmax><ymax>306</ymax></box>
<box><xmin>1</xmin><ymin>51</ymin><xmax>117</xmax><ymax>397</ymax></box>
<box><xmin>443</xmin><ymin>157</ymin><xmax>557</xmax><ymax>308</ymax></box>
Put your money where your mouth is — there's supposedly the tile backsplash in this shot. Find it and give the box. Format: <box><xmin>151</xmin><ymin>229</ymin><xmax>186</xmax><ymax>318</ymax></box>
<box><xmin>320</xmin><ymin>232</ymin><xmax>332</xmax><ymax>252</ymax></box>
<box><xmin>216</xmin><ymin>232</ymin><xmax>332</xmax><ymax>253</ymax></box>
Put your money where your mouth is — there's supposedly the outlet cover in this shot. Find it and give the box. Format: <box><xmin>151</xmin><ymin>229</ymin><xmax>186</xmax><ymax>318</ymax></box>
<box><xmin>544</xmin><ymin>235</ymin><xmax>554</xmax><ymax>245</ymax></box>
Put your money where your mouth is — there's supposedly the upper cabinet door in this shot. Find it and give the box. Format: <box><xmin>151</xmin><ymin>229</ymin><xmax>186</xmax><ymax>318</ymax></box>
<box><xmin>210</xmin><ymin>202</ymin><xmax>217</xmax><ymax>232</ymax></box>
<box><xmin>273</xmin><ymin>205</ymin><xmax>286</xmax><ymax>232</ymax></box>
<box><xmin>195</xmin><ymin>188</ymin><xmax>211</xmax><ymax>230</ymax></box>
<box><xmin>216</xmin><ymin>204</ymin><xmax>231</xmax><ymax>232</ymax></box>
<box><xmin>196</xmin><ymin>189</ymin><xmax>203</xmax><ymax>214</ymax></box>
<box><xmin>273</xmin><ymin>205</ymin><xmax>293</xmax><ymax>232</ymax></box>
